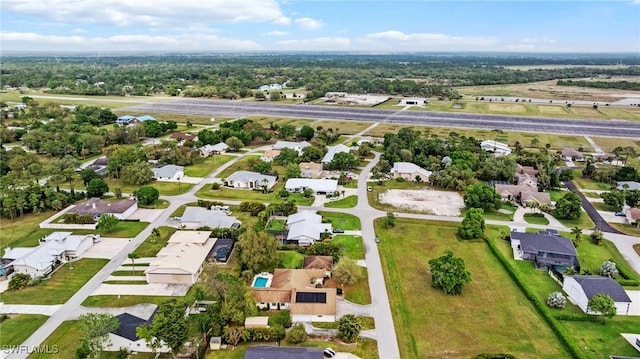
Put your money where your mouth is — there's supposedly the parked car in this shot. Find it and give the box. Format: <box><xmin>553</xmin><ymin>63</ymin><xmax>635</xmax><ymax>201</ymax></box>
<box><xmin>333</xmin><ymin>228</ymin><xmax>345</xmax><ymax>233</ymax></box>
<box><xmin>615</xmin><ymin>211</ymin><xmax>626</xmax><ymax>217</ymax></box>
<box><xmin>324</xmin><ymin>348</ymin><xmax>336</xmax><ymax>358</ymax></box>
<box><xmin>375</xmin><ymin>236</ymin><xmax>381</xmax><ymax>243</ymax></box>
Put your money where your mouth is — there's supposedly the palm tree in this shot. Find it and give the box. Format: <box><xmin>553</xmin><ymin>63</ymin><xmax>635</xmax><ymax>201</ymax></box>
<box><xmin>570</xmin><ymin>226</ymin><xmax>582</xmax><ymax>247</ymax></box>
<box><xmin>128</xmin><ymin>252</ymin><xmax>140</xmax><ymax>274</ymax></box>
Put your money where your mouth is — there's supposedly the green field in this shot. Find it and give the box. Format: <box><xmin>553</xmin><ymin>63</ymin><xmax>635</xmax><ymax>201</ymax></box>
<box><xmin>0</xmin><ymin>314</ymin><xmax>49</xmax><ymax>346</ymax></box>
<box><xmin>318</xmin><ymin>211</ymin><xmax>361</xmax><ymax>230</ymax></box>
<box><xmin>0</xmin><ymin>211</ymin><xmax>58</xmax><ymax>256</ymax></box>
<box><xmin>1</xmin><ymin>259</ymin><xmax>108</xmax><ymax>304</ymax></box>
<box><xmin>324</xmin><ymin>195</ymin><xmax>358</xmax><ymax>208</ymax></box>
<box><xmin>343</xmin><ymin>270</ymin><xmax>371</xmax><ymax>305</ymax></box>
<box><xmin>331</xmin><ymin>235</ymin><xmax>365</xmax><ymax>260</ymax></box>
<box><xmin>184</xmin><ymin>155</ymin><xmax>235</xmax><ymax>177</ymax></box>
<box><xmin>215</xmin><ymin>155</ymin><xmax>261</xmax><ymax>179</ymax></box>
<box><xmin>376</xmin><ymin>218</ymin><xmax>567</xmax><ymax>359</ymax></box>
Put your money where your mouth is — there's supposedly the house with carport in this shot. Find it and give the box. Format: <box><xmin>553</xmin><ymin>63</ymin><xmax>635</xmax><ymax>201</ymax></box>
<box><xmin>286</xmin><ymin>211</ymin><xmax>332</xmax><ymax>246</ymax></box>
<box><xmin>562</xmin><ymin>275</ymin><xmax>632</xmax><ymax>315</ymax></box>
<box><xmin>106</xmin><ymin>310</ymin><xmax>170</xmax><ymax>354</ymax></box>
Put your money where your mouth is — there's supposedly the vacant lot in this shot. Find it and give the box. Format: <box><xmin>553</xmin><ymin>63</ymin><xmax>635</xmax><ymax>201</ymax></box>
<box><xmin>309</xmin><ymin>119</ymin><xmax>372</xmax><ymax>135</ymax></box>
<box><xmin>1</xmin><ymin>259</ymin><xmax>108</xmax><ymax>304</ymax></box>
<box><xmin>184</xmin><ymin>154</ymin><xmax>235</xmax><ymax>177</ymax></box>
<box><xmin>376</xmin><ymin>219</ymin><xmax>566</xmax><ymax>359</ymax></box>
<box><xmin>379</xmin><ymin>189</ymin><xmax>464</xmax><ymax>216</ymax></box>
<box><xmin>331</xmin><ymin>235</ymin><xmax>365</xmax><ymax>260</ymax></box>
<box><xmin>0</xmin><ymin>314</ymin><xmax>49</xmax><ymax>346</ymax></box>
<box><xmin>0</xmin><ymin>211</ymin><xmax>57</xmax><ymax>255</ymax></box>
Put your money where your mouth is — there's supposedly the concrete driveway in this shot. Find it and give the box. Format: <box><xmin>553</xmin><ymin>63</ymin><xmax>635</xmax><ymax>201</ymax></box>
<box><xmin>625</xmin><ymin>291</ymin><xmax>640</xmax><ymax>316</ymax></box>
<box><xmin>0</xmin><ymin>304</ymin><xmax>62</xmax><ymax>316</ymax></box>
<box><xmin>336</xmin><ymin>297</ymin><xmax>374</xmax><ymax>318</ymax></box>
<box><xmin>81</xmin><ymin>238</ymin><xmax>130</xmax><ymax>259</ymax></box>
<box><xmin>92</xmin><ymin>283</ymin><xmax>190</xmax><ymax>296</ymax></box>
<box><xmin>128</xmin><ymin>208</ymin><xmax>165</xmax><ymax>222</ymax></box>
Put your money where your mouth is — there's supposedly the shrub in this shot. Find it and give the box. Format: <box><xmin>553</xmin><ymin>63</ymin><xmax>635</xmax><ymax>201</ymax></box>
<box><xmin>552</xmin><ymin>313</ymin><xmax>598</xmax><ymax>322</ymax></box>
<box><xmin>211</xmin><ymin>182</ymin><xmax>220</xmax><ymax>190</ymax></box>
<box><xmin>63</xmin><ymin>213</ymin><xmax>95</xmax><ymax>224</ymax></box>
<box><xmin>269</xmin><ymin>310</ymin><xmax>292</xmax><ymax>328</ymax></box>
<box><xmin>338</xmin><ymin>314</ymin><xmax>362</xmax><ymax>343</ymax></box>
<box><xmin>240</xmin><ymin>201</ymin><xmax>267</xmax><ymax>216</ymax></box>
<box><xmin>285</xmin><ymin>323</ymin><xmax>307</xmax><ymax>343</ymax></box>
<box><xmin>599</xmin><ymin>260</ymin><xmax>619</xmax><ymax>278</ymax></box>
<box><xmin>547</xmin><ymin>292</ymin><xmax>567</xmax><ymax>309</ymax></box>
<box><xmin>616</xmin><ymin>279</ymin><xmax>640</xmax><ymax>286</ymax></box>
<box><xmin>8</xmin><ymin>273</ymin><xmax>31</xmax><ymax>291</ymax></box>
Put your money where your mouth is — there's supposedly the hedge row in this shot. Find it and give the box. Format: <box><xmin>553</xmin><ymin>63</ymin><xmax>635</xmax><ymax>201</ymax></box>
<box><xmin>616</xmin><ymin>278</ymin><xmax>640</xmax><ymax>287</ymax></box>
<box><xmin>484</xmin><ymin>237</ymin><xmax>586</xmax><ymax>359</ymax></box>
<box><xmin>552</xmin><ymin>313</ymin><xmax>598</xmax><ymax>322</ymax></box>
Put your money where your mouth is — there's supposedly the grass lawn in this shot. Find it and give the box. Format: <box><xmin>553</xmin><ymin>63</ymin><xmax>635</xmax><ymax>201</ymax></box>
<box><xmin>592</xmin><ymin>202</ymin><xmax>619</xmax><ymax>212</ymax></box>
<box><xmin>0</xmin><ymin>314</ymin><xmax>49</xmax><ymax>346</ymax></box>
<box><xmin>184</xmin><ymin>155</ymin><xmax>235</xmax><ymax>177</ymax></box>
<box><xmin>548</xmin><ymin>190</ymin><xmax>567</xmax><ymax>202</ymax></box>
<box><xmin>81</xmin><ymin>295</ymin><xmax>177</xmax><ymax>307</ymax></box>
<box><xmin>216</xmin><ymin>155</ymin><xmax>261</xmax><ymax>179</ymax></box>
<box><xmin>138</xmin><ymin>199</ymin><xmax>170</xmax><ymax>209</ymax></box>
<box><xmin>0</xmin><ymin>211</ymin><xmax>57</xmax><ymax>256</ymax></box>
<box><xmin>524</xmin><ymin>213</ymin><xmax>550</xmax><ymax>225</ymax></box>
<box><xmin>573</xmin><ymin>176</ymin><xmax>613</xmax><ymax>191</ymax></box>
<box><xmin>28</xmin><ymin>320</ymin><xmax>80</xmax><ymax>359</ymax></box>
<box><xmin>319</xmin><ymin>211</ymin><xmax>361</xmax><ymax>230</ymax></box>
<box><xmin>105</xmin><ymin>178</ymin><xmax>194</xmax><ymax>196</ymax></box>
<box><xmin>610</xmin><ymin>223</ymin><xmax>640</xmax><ymax>237</ymax></box>
<box><xmin>561</xmin><ymin>317</ymin><xmax>640</xmax><ymax>358</ymax></box>
<box><xmin>266</xmin><ymin>219</ymin><xmax>286</xmax><ymax>231</ymax></box>
<box><xmin>278</xmin><ymin>250</ymin><xmax>304</xmax><ymax>269</ymax></box>
<box><xmin>330</xmin><ymin>235</ymin><xmax>365</xmax><ymax>260</ymax></box>
<box><xmin>344</xmin><ymin>270</ymin><xmax>371</xmax><ymax>305</ymax></box>
<box><xmin>463</xmin><ymin>207</ymin><xmax>513</xmax><ymax>221</ymax></box>
<box><xmin>1</xmin><ymin>259</ymin><xmax>108</xmax><ymax>305</ymax></box>
<box><xmin>554</xmin><ymin>210</ymin><xmax>595</xmax><ymax>229</ymax></box>
<box><xmin>324</xmin><ymin>195</ymin><xmax>358</xmax><ymax>208</ymax></box>
<box><xmin>135</xmin><ymin>226</ymin><xmax>178</xmax><ymax>257</ymax></box>
<box><xmin>309</xmin><ymin>120</ymin><xmax>372</xmax><ymax>135</ymax></box>
<box><xmin>376</xmin><ymin>218</ymin><xmax>567</xmax><ymax>359</ymax></box>
<box><xmin>196</xmin><ymin>182</ymin><xmax>315</xmax><ymax>206</ymax></box>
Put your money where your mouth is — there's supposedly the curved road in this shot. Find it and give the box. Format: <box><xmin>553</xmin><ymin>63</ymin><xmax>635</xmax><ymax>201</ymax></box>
<box><xmin>564</xmin><ymin>181</ymin><xmax>623</xmax><ymax>234</ymax></box>
<box><xmin>124</xmin><ymin>98</ymin><xmax>640</xmax><ymax>138</ymax></box>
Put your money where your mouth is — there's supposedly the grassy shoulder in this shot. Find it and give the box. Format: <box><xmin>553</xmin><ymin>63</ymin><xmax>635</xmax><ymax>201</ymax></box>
<box><xmin>0</xmin><ymin>314</ymin><xmax>49</xmax><ymax>346</ymax></box>
<box><xmin>524</xmin><ymin>213</ymin><xmax>550</xmax><ymax>225</ymax></box>
<box><xmin>1</xmin><ymin>259</ymin><xmax>108</xmax><ymax>305</ymax></box>
<box><xmin>319</xmin><ymin>211</ymin><xmax>361</xmax><ymax>230</ymax></box>
<box><xmin>324</xmin><ymin>195</ymin><xmax>358</xmax><ymax>208</ymax></box>
<box><xmin>376</xmin><ymin>218</ymin><xmax>567</xmax><ymax>359</ymax></box>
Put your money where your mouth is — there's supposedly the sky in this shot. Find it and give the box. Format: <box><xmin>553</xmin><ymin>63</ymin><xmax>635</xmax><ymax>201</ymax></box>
<box><xmin>1</xmin><ymin>0</ymin><xmax>639</xmax><ymax>53</ymax></box>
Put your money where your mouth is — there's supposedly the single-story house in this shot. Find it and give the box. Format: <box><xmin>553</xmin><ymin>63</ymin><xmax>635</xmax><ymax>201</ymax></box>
<box><xmin>3</xmin><ymin>232</ymin><xmax>99</xmax><ymax>278</ymax></box>
<box><xmin>298</xmin><ymin>162</ymin><xmax>323</xmax><ymax>179</ymax></box>
<box><xmin>244</xmin><ymin>346</ymin><xmax>324</xmax><ymax>359</ymax></box>
<box><xmin>106</xmin><ymin>311</ymin><xmax>170</xmax><ymax>353</ymax></box>
<box><xmin>152</xmin><ymin>164</ymin><xmax>184</xmax><ymax>182</ymax></box>
<box><xmin>391</xmin><ymin>162</ymin><xmax>432</xmax><ymax>182</ymax></box>
<box><xmin>252</xmin><ymin>268</ymin><xmax>336</xmax><ymax>322</ymax></box>
<box><xmin>87</xmin><ymin>157</ymin><xmax>108</xmax><ymax>175</ymax></box>
<box><xmin>480</xmin><ymin>140</ymin><xmax>512</xmax><ymax>156</ymax></box>
<box><xmin>515</xmin><ymin>164</ymin><xmax>538</xmax><ymax>187</ymax></box>
<box><xmin>116</xmin><ymin>115</ymin><xmax>157</xmax><ymax>125</ymax></box>
<box><xmin>561</xmin><ymin>148</ymin><xmax>585</xmax><ymax>162</ymax></box>
<box><xmin>244</xmin><ymin>316</ymin><xmax>270</xmax><ymax>329</ymax></box>
<box><xmin>259</xmin><ymin>84</ymin><xmax>283</xmax><ymax>91</ymax></box>
<box><xmin>400</xmin><ymin>97</ymin><xmax>427</xmax><ymax>106</ymax></box>
<box><xmin>321</xmin><ymin>144</ymin><xmax>351</xmax><ymax>164</ymax></box>
<box><xmin>273</xmin><ymin>141</ymin><xmax>310</xmax><ymax>155</ymax></box>
<box><xmin>225</xmin><ymin>171</ymin><xmax>277</xmax><ymax>190</ymax></box>
<box><xmin>145</xmin><ymin>231</ymin><xmax>215</xmax><ymax>285</ymax></box>
<box><xmin>562</xmin><ymin>275</ymin><xmax>632</xmax><ymax>315</ymax></box>
<box><xmin>617</xmin><ymin>181</ymin><xmax>640</xmax><ymax>191</ymax></box>
<box><xmin>285</xmin><ymin>178</ymin><xmax>338</xmax><ymax>195</ymax></box>
<box><xmin>169</xmin><ymin>132</ymin><xmax>197</xmax><ymax>142</ymax></box>
<box><xmin>180</xmin><ymin>207</ymin><xmax>240</xmax><ymax>230</ymax></box>
<box><xmin>495</xmin><ymin>184</ymin><xmax>552</xmax><ymax>206</ymax></box>
<box><xmin>286</xmin><ymin>211</ymin><xmax>332</xmax><ymax>246</ymax></box>
<box><xmin>68</xmin><ymin>197</ymin><xmax>138</xmax><ymax>220</ymax></box>
<box><xmin>356</xmin><ymin>137</ymin><xmax>383</xmax><ymax>146</ymax></box>
<box><xmin>200</xmin><ymin>142</ymin><xmax>229</xmax><ymax>157</ymax></box>
<box><xmin>260</xmin><ymin>149</ymin><xmax>281</xmax><ymax>163</ymax></box>
<box><xmin>510</xmin><ymin>229</ymin><xmax>579</xmax><ymax>271</ymax></box>
<box><xmin>626</xmin><ymin>208</ymin><xmax>640</xmax><ymax>227</ymax></box>
<box><xmin>303</xmin><ymin>256</ymin><xmax>333</xmax><ymax>277</ymax></box>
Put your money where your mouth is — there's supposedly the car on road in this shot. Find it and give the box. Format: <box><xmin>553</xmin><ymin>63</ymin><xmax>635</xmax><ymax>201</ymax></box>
<box><xmin>375</xmin><ymin>236</ymin><xmax>381</xmax><ymax>243</ymax></box>
<box><xmin>324</xmin><ymin>348</ymin><xmax>336</xmax><ymax>358</ymax></box>
<box><xmin>333</xmin><ymin>228</ymin><xmax>345</xmax><ymax>233</ymax></box>
<box><xmin>615</xmin><ymin>211</ymin><xmax>626</xmax><ymax>217</ymax></box>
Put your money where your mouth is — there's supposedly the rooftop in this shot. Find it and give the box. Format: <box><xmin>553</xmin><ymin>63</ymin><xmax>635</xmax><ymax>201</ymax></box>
<box><xmin>511</xmin><ymin>230</ymin><xmax>577</xmax><ymax>257</ymax></box>
<box><xmin>68</xmin><ymin>197</ymin><xmax>137</xmax><ymax>215</ymax></box>
<box><xmin>572</xmin><ymin>275</ymin><xmax>632</xmax><ymax>302</ymax></box>
<box><xmin>303</xmin><ymin>256</ymin><xmax>333</xmax><ymax>271</ymax></box>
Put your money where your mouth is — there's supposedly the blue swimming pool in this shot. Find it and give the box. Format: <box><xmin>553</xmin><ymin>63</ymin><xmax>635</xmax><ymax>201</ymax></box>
<box><xmin>253</xmin><ymin>277</ymin><xmax>268</xmax><ymax>288</ymax></box>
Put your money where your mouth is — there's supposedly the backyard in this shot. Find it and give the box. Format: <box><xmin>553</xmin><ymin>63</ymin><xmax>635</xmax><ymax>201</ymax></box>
<box><xmin>135</xmin><ymin>226</ymin><xmax>178</xmax><ymax>257</ymax></box>
<box><xmin>1</xmin><ymin>259</ymin><xmax>108</xmax><ymax>305</ymax></box>
<box><xmin>375</xmin><ymin>218</ymin><xmax>567</xmax><ymax>359</ymax></box>
<box><xmin>196</xmin><ymin>182</ymin><xmax>314</xmax><ymax>206</ymax></box>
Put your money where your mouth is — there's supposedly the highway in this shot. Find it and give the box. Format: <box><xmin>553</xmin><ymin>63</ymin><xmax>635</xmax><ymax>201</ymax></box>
<box><xmin>123</xmin><ymin>98</ymin><xmax>640</xmax><ymax>138</ymax></box>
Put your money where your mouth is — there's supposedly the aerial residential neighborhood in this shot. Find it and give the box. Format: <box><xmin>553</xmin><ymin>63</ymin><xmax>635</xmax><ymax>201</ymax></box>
<box><xmin>1</xmin><ymin>2</ymin><xmax>640</xmax><ymax>359</ymax></box>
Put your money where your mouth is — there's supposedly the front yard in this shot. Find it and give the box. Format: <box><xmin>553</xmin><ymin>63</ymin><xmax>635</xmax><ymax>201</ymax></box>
<box><xmin>0</xmin><ymin>314</ymin><xmax>49</xmax><ymax>346</ymax></box>
<box><xmin>184</xmin><ymin>154</ymin><xmax>235</xmax><ymax>177</ymax></box>
<box><xmin>330</xmin><ymin>235</ymin><xmax>365</xmax><ymax>260</ymax></box>
<box><xmin>135</xmin><ymin>226</ymin><xmax>178</xmax><ymax>257</ymax></box>
<box><xmin>324</xmin><ymin>195</ymin><xmax>358</xmax><ymax>208</ymax></box>
<box><xmin>319</xmin><ymin>211</ymin><xmax>361</xmax><ymax>230</ymax></box>
<box><xmin>1</xmin><ymin>259</ymin><xmax>108</xmax><ymax>305</ymax></box>
<box><xmin>376</xmin><ymin>218</ymin><xmax>567</xmax><ymax>359</ymax></box>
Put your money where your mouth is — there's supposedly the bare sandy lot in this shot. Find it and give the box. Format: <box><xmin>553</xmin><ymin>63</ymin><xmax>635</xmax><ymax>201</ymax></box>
<box><xmin>379</xmin><ymin>189</ymin><xmax>464</xmax><ymax>216</ymax></box>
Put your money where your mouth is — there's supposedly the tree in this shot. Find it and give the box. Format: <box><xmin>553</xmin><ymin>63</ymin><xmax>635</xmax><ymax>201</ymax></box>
<box><xmin>285</xmin><ymin>163</ymin><xmax>301</xmax><ymax>179</ymax></box>
<box><xmin>223</xmin><ymin>326</ymin><xmax>245</xmax><ymax>348</ymax></box>
<box><xmin>332</xmin><ymin>257</ymin><xmax>363</xmax><ymax>285</ymax></box>
<box><xmin>128</xmin><ymin>252</ymin><xmax>140</xmax><ymax>274</ymax></box>
<box><xmin>582</xmin><ymin>160</ymin><xmax>596</xmax><ymax>178</ymax></box>
<box><xmin>547</xmin><ymin>292</ymin><xmax>567</xmax><ymax>309</ymax></box>
<box><xmin>274</xmin><ymin>148</ymin><xmax>299</xmax><ymax>166</ymax></box>
<box><xmin>326</xmin><ymin>152</ymin><xmax>359</xmax><ymax>171</ymax></box>
<box><xmin>553</xmin><ymin>191</ymin><xmax>582</xmax><ymax>220</ymax></box>
<box><xmin>458</xmin><ymin>208</ymin><xmax>485</xmax><ymax>239</ymax></box>
<box><xmin>78</xmin><ymin>313</ymin><xmax>119</xmax><ymax>358</ymax></box>
<box><xmin>428</xmin><ymin>251</ymin><xmax>471</xmax><ymax>295</ymax></box>
<box><xmin>303</xmin><ymin>188</ymin><xmax>314</xmax><ymax>198</ymax></box>
<box><xmin>306</xmin><ymin>241</ymin><xmax>342</xmax><ymax>261</ymax></box>
<box><xmin>338</xmin><ymin>315</ymin><xmax>362</xmax><ymax>343</ymax></box>
<box><xmin>590</xmin><ymin>229</ymin><xmax>604</xmax><ymax>246</ymax></box>
<box><xmin>285</xmin><ymin>323</ymin><xmax>307</xmax><ymax>343</ymax></box>
<box><xmin>208</xmin><ymin>273</ymin><xmax>257</xmax><ymax>325</ymax></box>
<box><xmin>225</xmin><ymin>136</ymin><xmax>244</xmax><ymax>152</ymax></box>
<box><xmin>120</xmin><ymin>160</ymin><xmax>153</xmax><ymax>185</ymax></box>
<box><xmin>98</xmin><ymin>214</ymin><xmax>118</xmax><ymax>233</ymax></box>
<box><xmin>8</xmin><ymin>273</ymin><xmax>30</xmax><ymax>291</ymax></box>
<box><xmin>463</xmin><ymin>183</ymin><xmax>502</xmax><ymax>212</ymax></box>
<box><xmin>251</xmin><ymin>160</ymin><xmax>272</xmax><ymax>174</ymax></box>
<box><xmin>570</xmin><ymin>226</ymin><xmax>582</xmax><ymax>247</ymax></box>
<box><xmin>135</xmin><ymin>185</ymin><xmax>160</xmax><ymax>206</ymax></box>
<box><xmin>137</xmin><ymin>300</ymin><xmax>189</xmax><ymax>356</ymax></box>
<box><xmin>384</xmin><ymin>212</ymin><xmax>396</xmax><ymax>228</ymax></box>
<box><xmin>600</xmin><ymin>260</ymin><xmax>619</xmax><ymax>278</ymax></box>
<box><xmin>625</xmin><ymin>189</ymin><xmax>640</xmax><ymax>208</ymax></box>
<box><xmin>277</xmin><ymin>124</ymin><xmax>296</xmax><ymax>139</ymax></box>
<box><xmin>80</xmin><ymin>168</ymin><xmax>100</xmax><ymax>186</ymax></box>
<box><xmin>587</xmin><ymin>293</ymin><xmax>616</xmax><ymax>324</ymax></box>
<box><xmin>299</xmin><ymin>125</ymin><xmax>315</xmax><ymax>140</ymax></box>
<box><xmin>86</xmin><ymin>178</ymin><xmax>109</xmax><ymax>198</ymax></box>
<box><xmin>237</xmin><ymin>230</ymin><xmax>279</xmax><ymax>274</ymax></box>
<box><xmin>269</xmin><ymin>91</ymin><xmax>282</xmax><ymax>101</ymax></box>
<box><xmin>601</xmin><ymin>190</ymin><xmax>626</xmax><ymax>212</ymax></box>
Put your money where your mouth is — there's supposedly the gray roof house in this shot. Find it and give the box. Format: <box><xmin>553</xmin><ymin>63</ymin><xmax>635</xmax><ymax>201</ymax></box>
<box><xmin>321</xmin><ymin>144</ymin><xmax>351</xmax><ymax>164</ymax></box>
<box><xmin>68</xmin><ymin>197</ymin><xmax>138</xmax><ymax>220</ymax></box>
<box><xmin>510</xmin><ymin>229</ymin><xmax>579</xmax><ymax>271</ymax></box>
<box><xmin>180</xmin><ymin>207</ymin><xmax>240</xmax><ymax>230</ymax></box>
<box><xmin>225</xmin><ymin>171</ymin><xmax>277</xmax><ymax>190</ymax></box>
<box><xmin>151</xmin><ymin>165</ymin><xmax>184</xmax><ymax>182</ymax></box>
<box><xmin>244</xmin><ymin>346</ymin><xmax>323</xmax><ymax>359</ymax></box>
<box><xmin>562</xmin><ymin>275</ymin><xmax>632</xmax><ymax>315</ymax></box>
<box><xmin>201</xmin><ymin>142</ymin><xmax>229</xmax><ymax>156</ymax></box>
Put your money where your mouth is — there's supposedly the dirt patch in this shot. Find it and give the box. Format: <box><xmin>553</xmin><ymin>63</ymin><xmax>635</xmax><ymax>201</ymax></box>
<box><xmin>378</xmin><ymin>189</ymin><xmax>464</xmax><ymax>216</ymax></box>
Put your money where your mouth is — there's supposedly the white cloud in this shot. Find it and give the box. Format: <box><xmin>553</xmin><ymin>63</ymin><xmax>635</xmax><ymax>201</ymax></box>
<box><xmin>274</xmin><ymin>16</ymin><xmax>292</xmax><ymax>25</ymax></box>
<box><xmin>522</xmin><ymin>37</ymin><xmax>557</xmax><ymax>44</ymax></box>
<box><xmin>366</xmin><ymin>30</ymin><xmax>498</xmax><ymax>46</ymax></box>
<box><xmin>2</xmin><ymin>0</ymin><xmax>287</xmax><ymax>27</ymax></box>
<box><xmin>1</xmin><ymin>31</ymin><xmax>262</xmax><ymax>52</ymax></box>
<box><xmin>294</xmin><ymin>17</ymin><xmax>324</xmax><ymax>30</ymax></box>
<box><xmin>277</xmin><ymin>37</ymin><xmax>351</xmax><ymax>50</ymax></box>
<box><xmin>264</xmin><ymin>31</ymin><xmax>290</xmax><ymax>37</ymax></box>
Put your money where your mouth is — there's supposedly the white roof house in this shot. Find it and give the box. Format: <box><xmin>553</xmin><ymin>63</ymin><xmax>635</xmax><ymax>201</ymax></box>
<box><xmin>225</xmin><ymin>171</ymin><xmax>277</xmax><ymax>190</ymax></box>
<box><xmin>145</xmin><ymin>230</ymin><xmax>215</xmax><ymax>285</ymax></box>
<box><xmin>273</xmin><ymin>141</ymin><xmax>311</xmax><ymax>154</ymax></box>
<box><xmin>285</xmin><ymin>178</ymin><xmax>338</xmax><ymax>194</ymax></box>
<box><xmin>480</xmin><ymin>140</ymin><xmax>512</xmax><ymax>156</ymax></box>
<box><xmin>4</xmin><ymin>232</ymin><xmax>98</xmax><ymax>277</ymax></box>
<box><xmin>321</xmin><ymin>144</ymin><xmax>351</xmax><ymax>164</ymax></box>
<box><xmin>391</xmin><ymin>162</ymin><xmax>432</xmax><ymax>182</ymax></box>
<box><xmin>400</xmin><ymin>97</ymin><xmax>427</xmax><ymax>106</ymax></box>
<box><xmin>152</xmin><ymin>165</ymin><xmax>184</xmax><ymax>182</ymax></box>
<box><xmin>286</xmin><ymin>211</ymin><xmax>332</xmax><ymax>246</ymax></box>
<box><xmin>180</xmin><ymin>207</ymin><xmax>240</xmax><ymax>230</ymax></box>
<box><xmin>201</xmin><ymin>142</ymin><xmax>229</xmax><ymax>156</ymax></box>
